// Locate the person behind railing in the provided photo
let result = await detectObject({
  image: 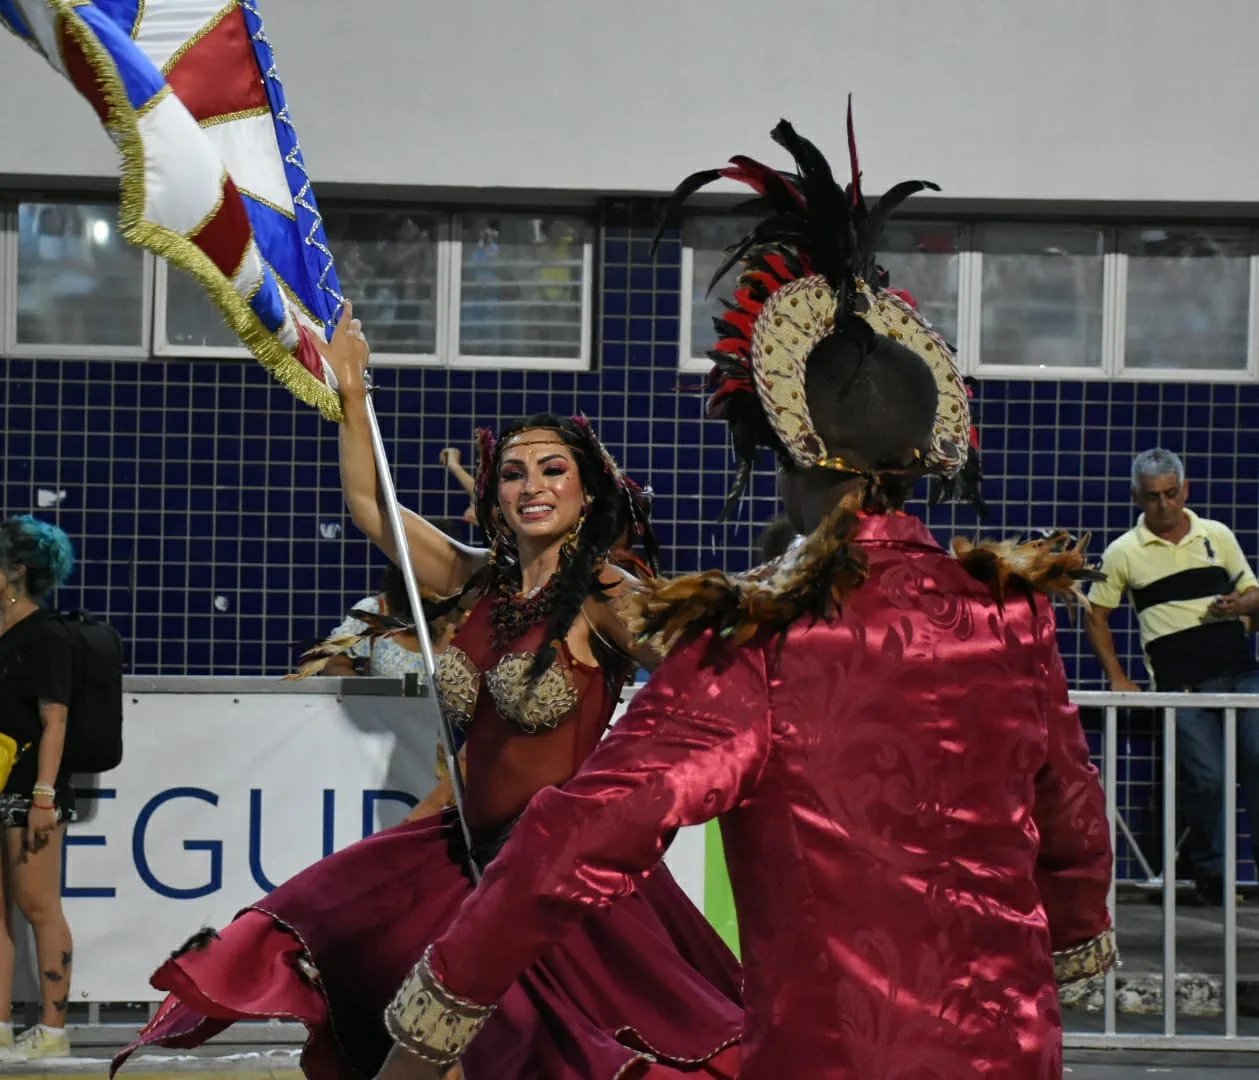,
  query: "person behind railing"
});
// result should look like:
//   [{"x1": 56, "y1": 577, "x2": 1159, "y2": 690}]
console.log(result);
[
  {"x1": 298, "y1": 547, "x2": 469, "y2": 680},
  {"x1": 1085, "y1": 447, "x2": 1259, "y2": 904},
  {"x1": 534, "y1": 219, "x2": 579, "y2": 353},
  {"x1": 440, "y1": 448, "x2": 479, "y2": 526},
  {"x1": 463, "y1": 219, "x2": 503, "y2": 348},
  {"x1": 0, "y1": 516, "x2": 78, "y2": 1062}
]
